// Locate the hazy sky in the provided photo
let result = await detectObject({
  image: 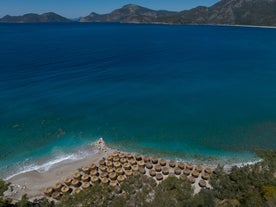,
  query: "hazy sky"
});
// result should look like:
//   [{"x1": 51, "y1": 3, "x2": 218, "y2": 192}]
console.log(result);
[{"x1": 0, "y1": 0, "x2": 219, "y2": 18}]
